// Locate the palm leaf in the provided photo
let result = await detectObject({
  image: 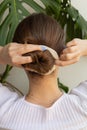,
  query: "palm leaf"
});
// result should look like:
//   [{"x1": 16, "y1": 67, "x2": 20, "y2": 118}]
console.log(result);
[
  {"x1": 44, "y1": 0, "x2": 87, "y2": 41},
  {"x1": 67, "y1": 6, "x2": 87, "y2": 38},
  {"x1": 0, "y1": 0, "x2": 44, "y2": 46}
]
